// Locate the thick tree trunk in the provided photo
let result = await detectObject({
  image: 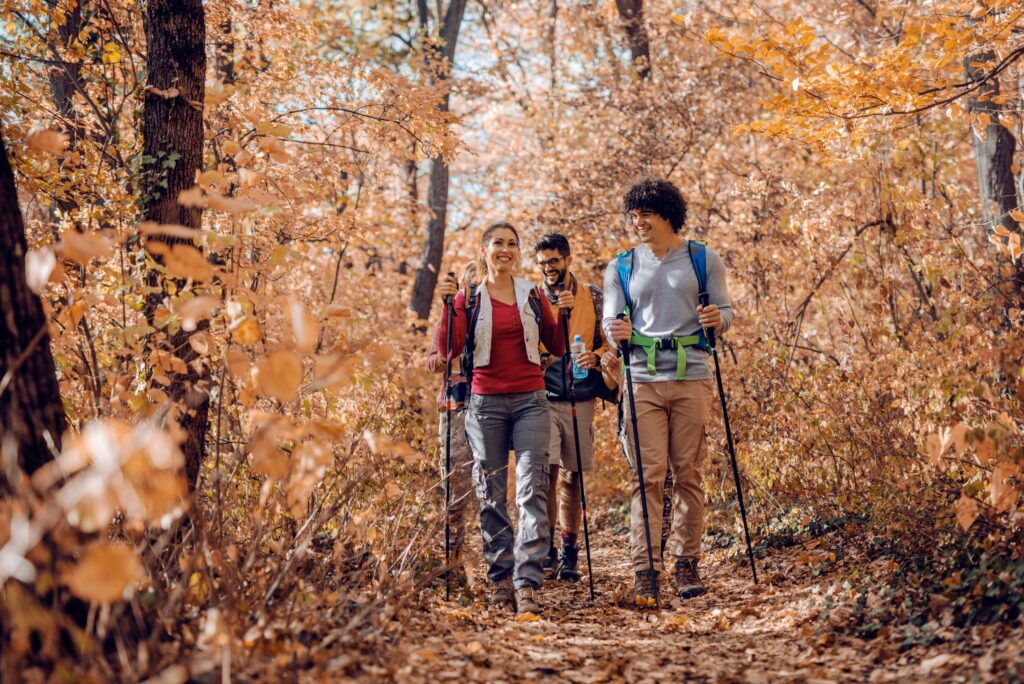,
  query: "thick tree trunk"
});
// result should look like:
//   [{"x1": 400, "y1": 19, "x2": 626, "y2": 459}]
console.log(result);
[
  {"x1": 0, "y1": 128, "x2": 67, "y2": 479},
  {"x1": 142, "y1": 0, "x2": 209, "y2": 490},
  {"x1": 614, "y1": 0, "x2": 651, "y2": 80},
  {"x1": 409, "y1": 0, "x2": 468, "y2": 320},
  {"x1": 965, "y1": 49, "x2": 1024, "y2": 300}
]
